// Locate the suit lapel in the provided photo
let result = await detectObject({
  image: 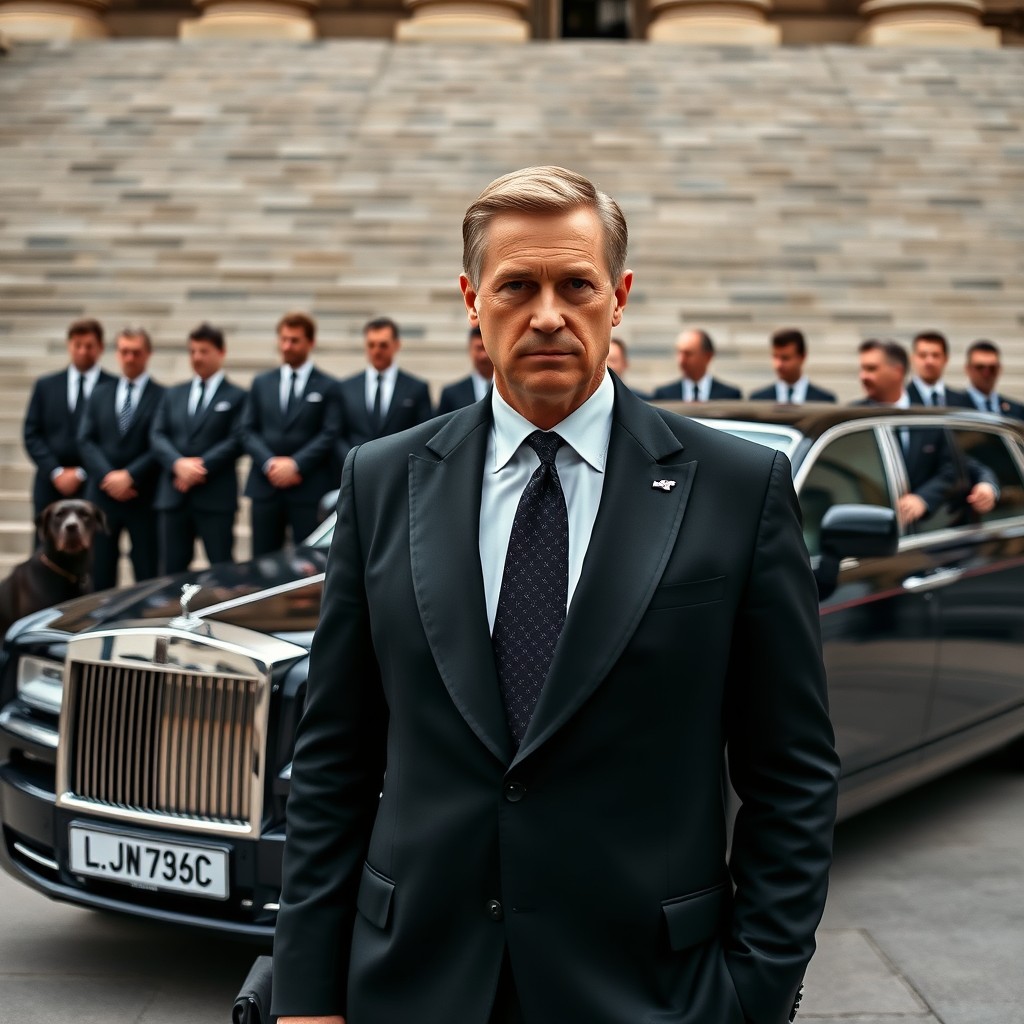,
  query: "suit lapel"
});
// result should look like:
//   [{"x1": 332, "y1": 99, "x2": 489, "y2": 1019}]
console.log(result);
[
  {"x1": 409, "y1": 401, "x2": 513, "y2": 765},
  {"x1": 188, "y1": 378, "x2": 221, "y2": 437},
  {"x1": 514, "y1": 384, "x2": 696, "y2": 765}
]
